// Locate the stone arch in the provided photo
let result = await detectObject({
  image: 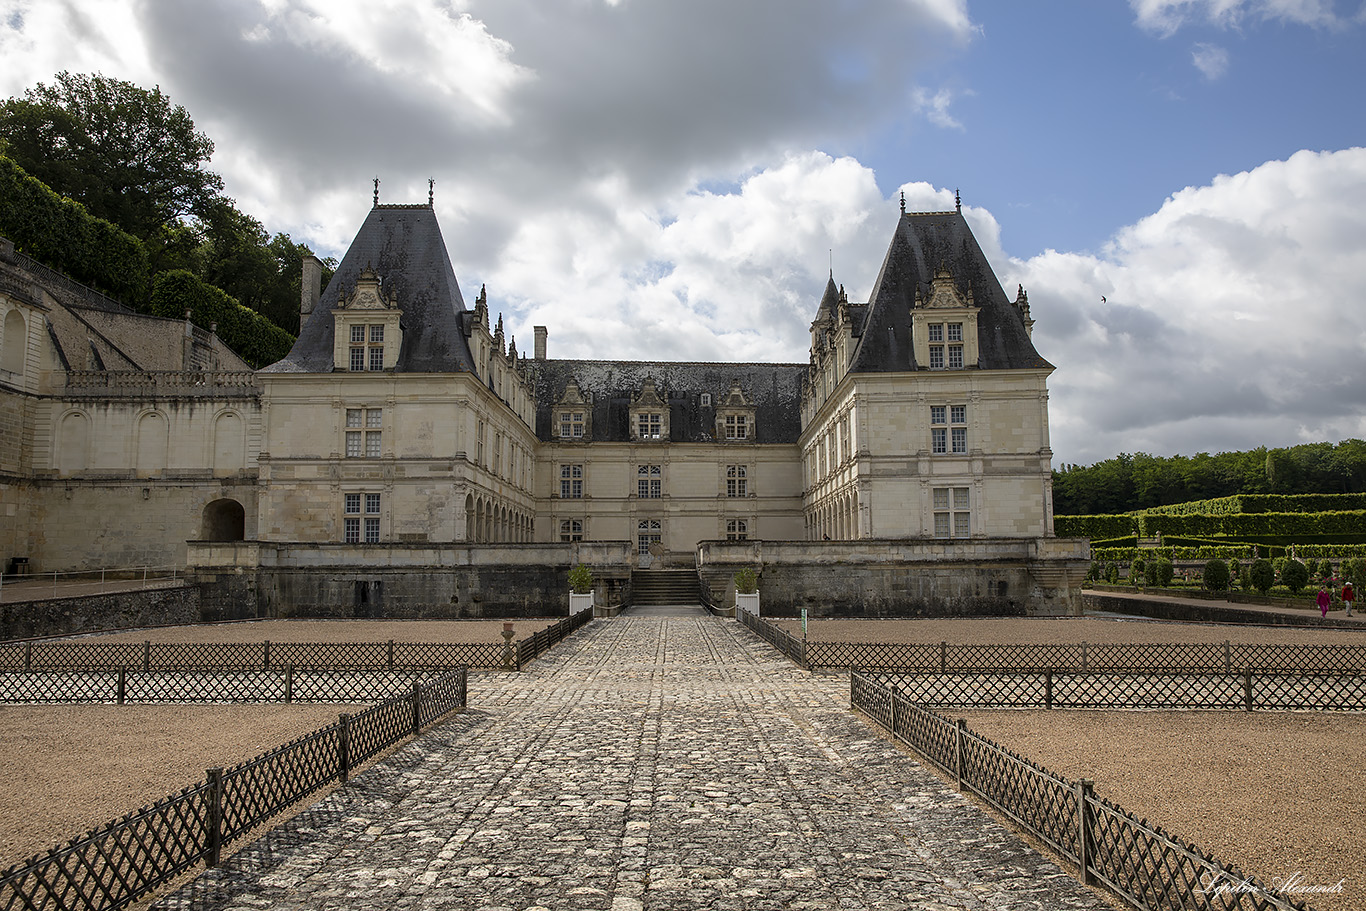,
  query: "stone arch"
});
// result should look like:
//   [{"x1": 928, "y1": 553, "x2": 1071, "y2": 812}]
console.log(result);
[
  {"x1": 202, "y1": 498, "x2": 246, "y2": 542},
  {"x1": 464, "y1": 494, "x2": 475, "y2": 541},
  {"x1": 2, "y1": 309, "x2": 25, "y2": 375},
  {"x1": 136, "y1": 410, "x2": 168, "y2": 476},
  {"x1": 57, "y1": 411, "x2": 90, "y2": 474}
]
